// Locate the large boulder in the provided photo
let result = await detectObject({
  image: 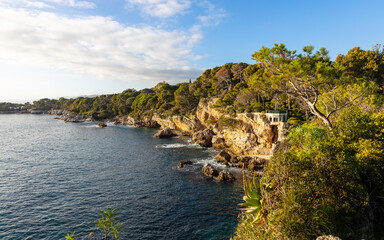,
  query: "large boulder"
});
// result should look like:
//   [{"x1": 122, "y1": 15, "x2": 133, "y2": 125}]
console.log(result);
[
  {"x1": 215, "y1": 150, "x2": 232, "y2": 163},
  {"x1": 247, "y1": 157, "x2": 267, "y2": 171},
  {"x1": 202, "y1": 163, "x2": 218, "y2": 177},
  {"x1": 143, "y1": 117, "x2": 160, "y2": 128},
  {"x1": 215, "y1": 170, "x2": 236, "y2": 182},
  {"x1": 192, "y1": 129, "x2": 214, "y2": 147},
  {"x1": 154, "y1": 128, "x2": 176, "y2": 138}
]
